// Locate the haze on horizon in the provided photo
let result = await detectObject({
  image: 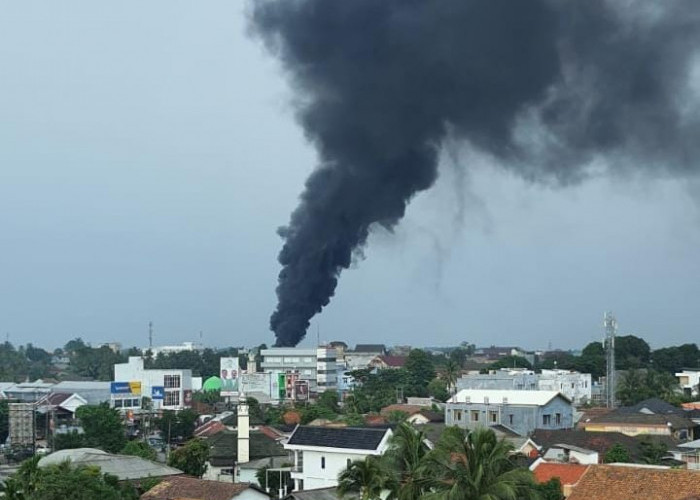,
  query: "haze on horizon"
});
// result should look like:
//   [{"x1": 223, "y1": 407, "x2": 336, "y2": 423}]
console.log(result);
[{"x1": 1, "y1": 1, "x2": 699, "y2": 352}]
